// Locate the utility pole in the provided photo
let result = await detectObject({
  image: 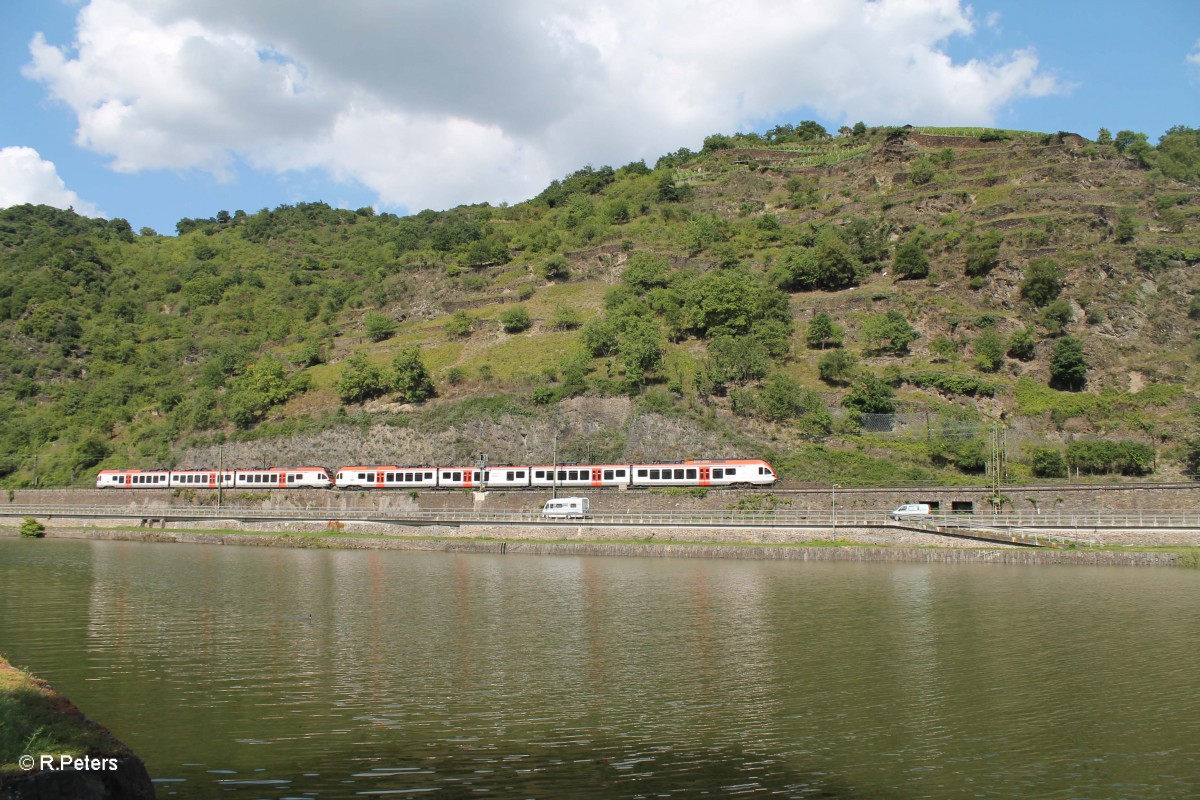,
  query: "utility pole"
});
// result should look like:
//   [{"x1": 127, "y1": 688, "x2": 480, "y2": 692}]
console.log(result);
[{"x1": 217, "y1": 444, "x2": 223, "y2": 509}]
